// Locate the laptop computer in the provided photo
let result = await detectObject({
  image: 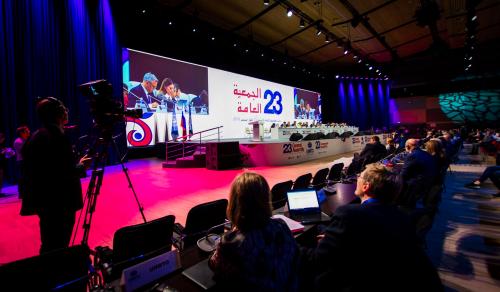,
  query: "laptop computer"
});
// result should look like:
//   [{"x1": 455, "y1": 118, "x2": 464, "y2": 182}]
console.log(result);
[{"x1": 286, "y1": 189, "x2": 331, "y2": 225}]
